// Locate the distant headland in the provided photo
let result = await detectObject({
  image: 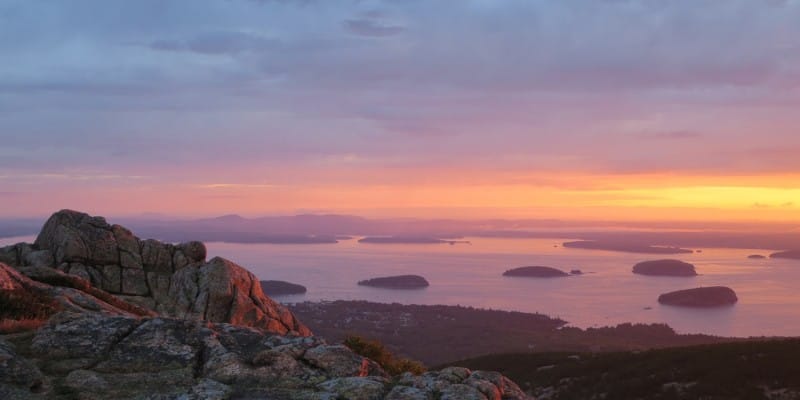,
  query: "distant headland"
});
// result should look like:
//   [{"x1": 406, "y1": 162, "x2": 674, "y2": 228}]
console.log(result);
[{"x1": 563, "y1": 241, "x2": 694, "y2": 254}]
